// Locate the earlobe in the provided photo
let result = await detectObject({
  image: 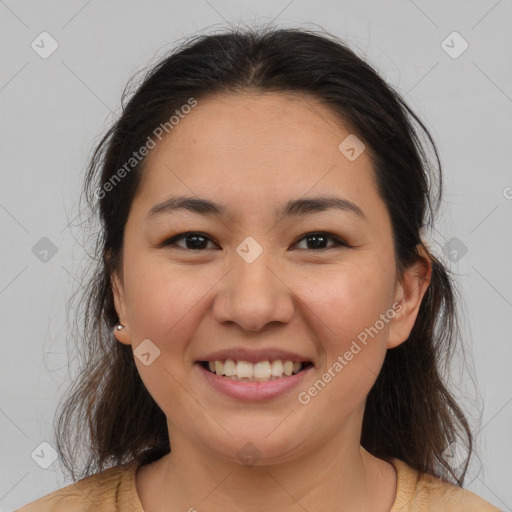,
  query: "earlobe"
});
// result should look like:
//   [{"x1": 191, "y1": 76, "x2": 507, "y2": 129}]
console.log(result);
[
  {"x1": 111, "y1": 271, "x2": 131, "y2": 346},
  {"x1": 387, "y1": 249, "x2": 432, "y2": 349},
  {"x1": 113, "y1": 323, "x2": 131, "y2": 345}
]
